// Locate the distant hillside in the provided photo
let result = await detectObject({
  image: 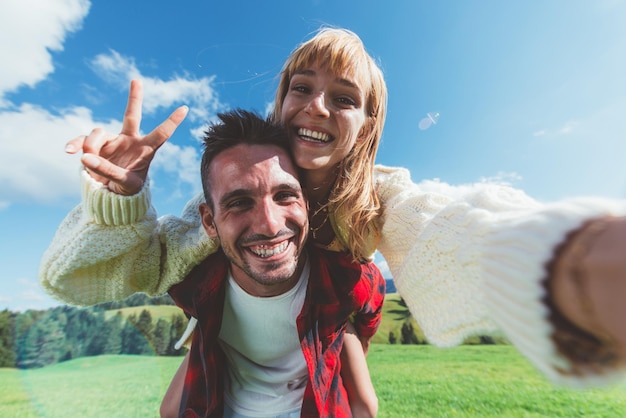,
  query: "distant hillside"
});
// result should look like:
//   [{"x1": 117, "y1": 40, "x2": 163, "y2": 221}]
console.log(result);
[
  {"x1": 385, "y1": 278, "x2": 396, "y2": 294},
  {"x1": 2, "y1": 279, "x2": 505, "y2": 370}
]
